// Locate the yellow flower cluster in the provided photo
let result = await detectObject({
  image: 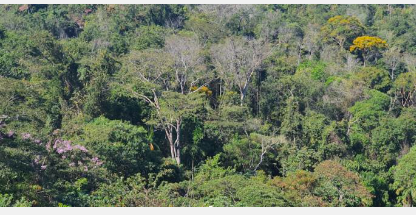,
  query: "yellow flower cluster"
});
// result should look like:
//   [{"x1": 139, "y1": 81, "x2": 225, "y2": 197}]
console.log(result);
[
  {"x1": 328, "y1": 15, "x2": 344, "y2": 24},
  {"x1": 191, "y1": 86, "x2": 213, "y2": 96},
  {"x1": 350, "y1": 36, "x2": 388, "y2": 52},
  {"x1": 327, "y1": 15, "x2": 360, "y2": 26}
]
